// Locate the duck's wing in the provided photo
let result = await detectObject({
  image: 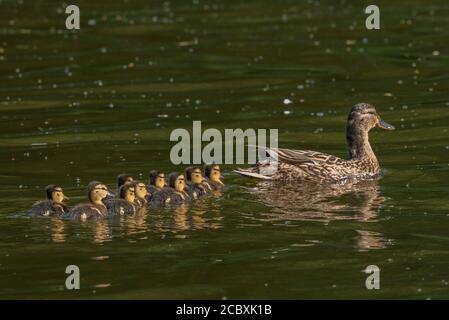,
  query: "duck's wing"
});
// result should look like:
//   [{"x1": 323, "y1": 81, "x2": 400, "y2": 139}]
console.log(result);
[
  {"x1": 248, "y1": 144, "x2": 336, "y2": 165},
  {"x1": 234, "y1": 146, "x2": 344, "y2": 180},
  {"x1": 263, "y1": 146, "x2": 342, "y2": 166}
]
